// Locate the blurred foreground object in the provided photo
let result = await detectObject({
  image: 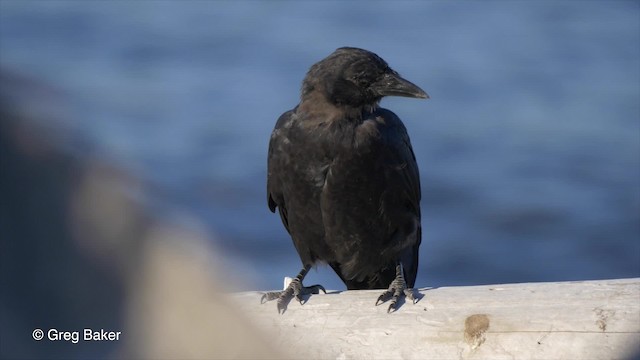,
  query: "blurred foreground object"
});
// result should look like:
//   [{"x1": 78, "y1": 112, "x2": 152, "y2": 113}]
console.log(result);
[{"x1": 0, "y1": 70, "x2": 280, "y2": 359}]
